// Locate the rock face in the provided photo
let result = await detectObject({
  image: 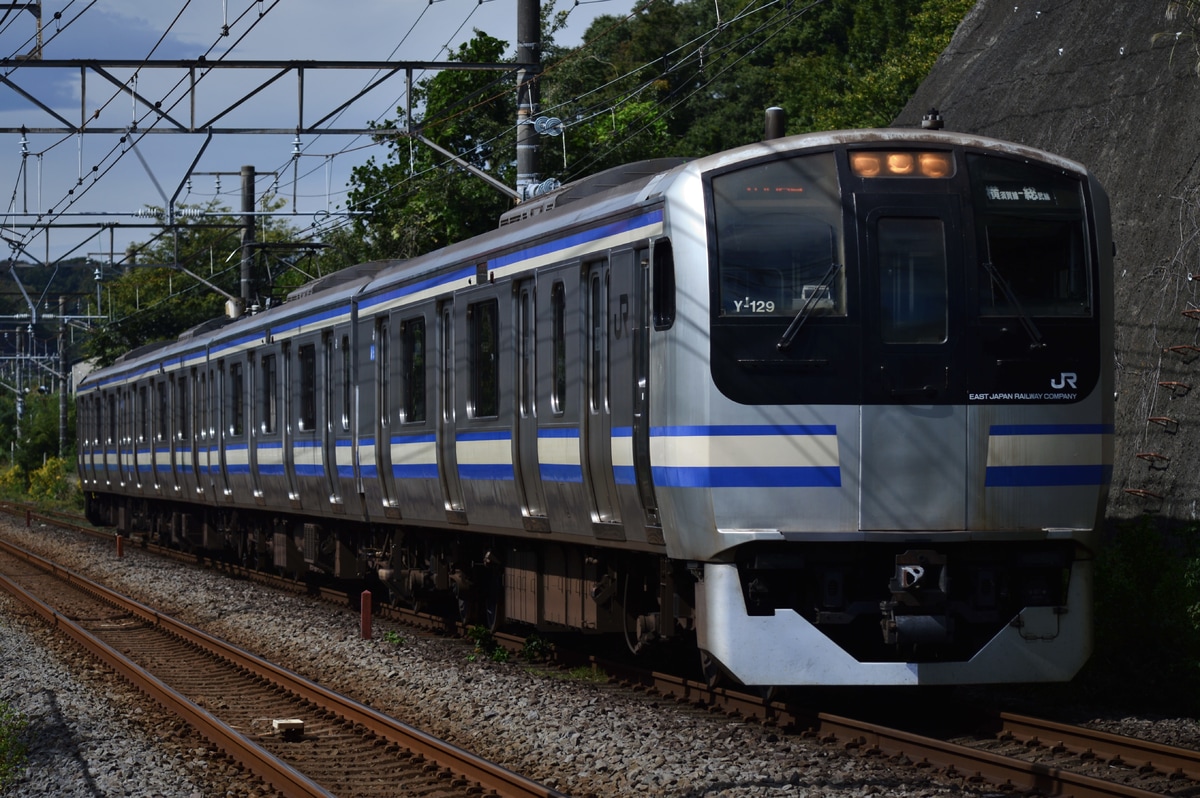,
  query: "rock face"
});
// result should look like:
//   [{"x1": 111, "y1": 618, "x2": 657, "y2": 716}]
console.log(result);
[{"x1": 896, "y1": 0, "x2": 1200, "y2": 522}]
